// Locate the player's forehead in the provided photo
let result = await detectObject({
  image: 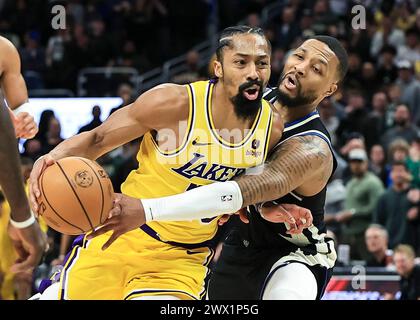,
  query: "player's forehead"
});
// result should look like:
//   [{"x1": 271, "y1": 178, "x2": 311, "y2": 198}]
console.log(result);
[
  {"x1": 295, "y1": 39, "x2": 337, "y2": 65},
  {"x1": 225, "y1": 33, "x2": 270, "y2": 58}
]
